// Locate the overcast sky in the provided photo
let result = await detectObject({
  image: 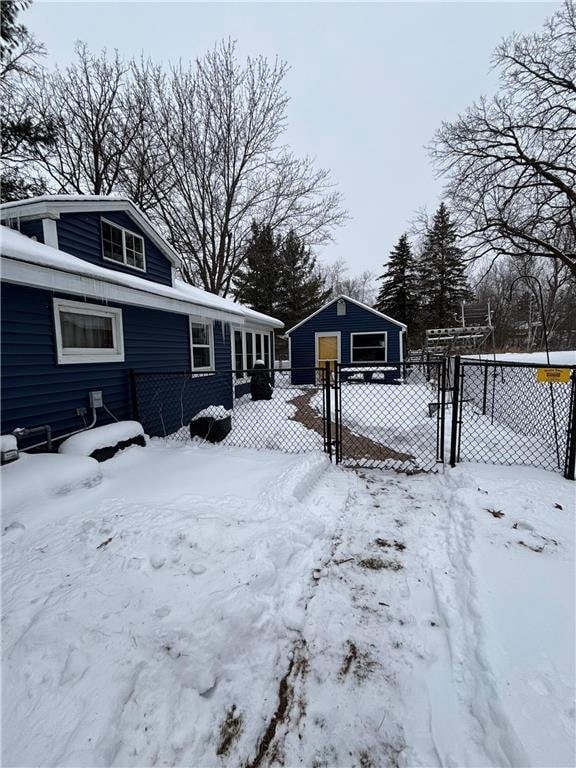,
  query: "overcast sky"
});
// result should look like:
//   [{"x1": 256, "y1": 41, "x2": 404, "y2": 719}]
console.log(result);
[{"x1": 25, "y1": 1, "x2": 558, "y2": 275}]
